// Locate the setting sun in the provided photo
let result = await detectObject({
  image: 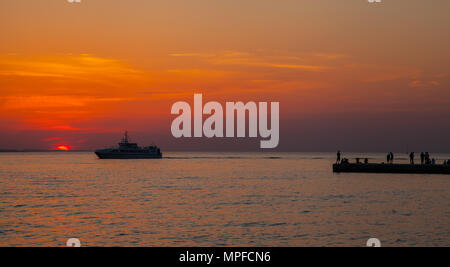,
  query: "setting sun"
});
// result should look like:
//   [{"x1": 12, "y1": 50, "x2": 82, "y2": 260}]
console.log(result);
[{"x1": 56, "y1": 145, "x2": 70, "y2": 151}]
